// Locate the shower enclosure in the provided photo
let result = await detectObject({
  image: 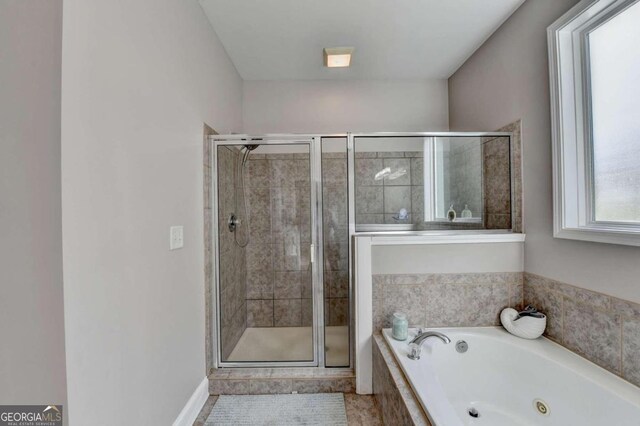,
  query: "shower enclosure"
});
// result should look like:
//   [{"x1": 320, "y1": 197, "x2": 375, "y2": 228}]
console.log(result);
[{"x1": 209, "y1": 132, "x2": 514, "y2": 368}]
